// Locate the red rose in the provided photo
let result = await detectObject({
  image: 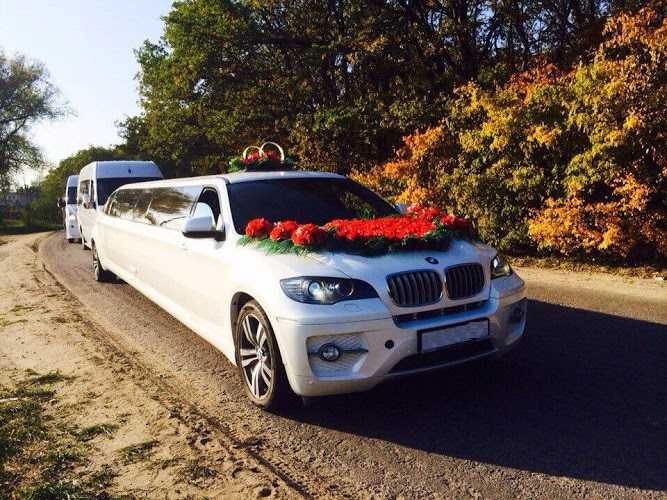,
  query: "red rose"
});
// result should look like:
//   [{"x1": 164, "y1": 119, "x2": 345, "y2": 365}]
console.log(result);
[
  {"x1": 292, "y1": 224, "x2": 327, "y2": 247},
  {"x1": 245, "y1": 218, "x2": 273, "y2": 238},
  {"x1": 242, "y1": 150, "x2": 262, "y2": 165},
  {"x1": 454, "y1": 217, "x2": 469, "y2": 230},
  {"x1": 270, "y1": 220, "x2": 299, "y2": 241},
  {"x1": 439, "y1": 214, "x2": 456, "y2": 227}
]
